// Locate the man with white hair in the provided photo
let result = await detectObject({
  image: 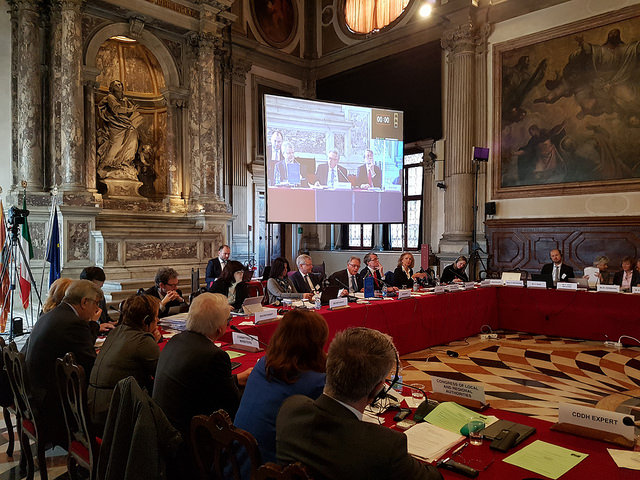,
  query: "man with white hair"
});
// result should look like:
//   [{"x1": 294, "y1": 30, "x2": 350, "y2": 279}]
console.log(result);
[
  {"x1": 26, "y1": 279, "x2": 103, "y2": 447},
  {"x1": 290, "y1": 254, "x2": 322, "y2": 294},
  {"x1": 153, "y1": 293, "x2": 252, "y2": 435}
]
